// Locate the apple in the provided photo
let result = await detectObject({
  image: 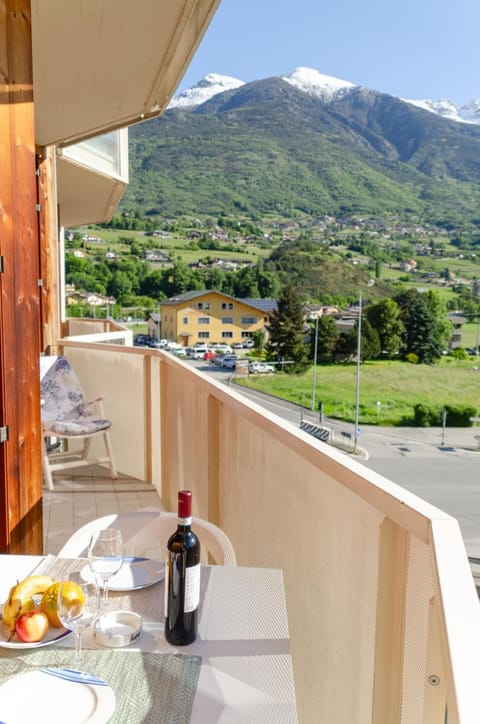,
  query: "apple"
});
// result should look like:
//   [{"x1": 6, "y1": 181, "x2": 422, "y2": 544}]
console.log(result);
[{"x1": 15, "y1": 610, "x2": 49, "y2": 643}]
